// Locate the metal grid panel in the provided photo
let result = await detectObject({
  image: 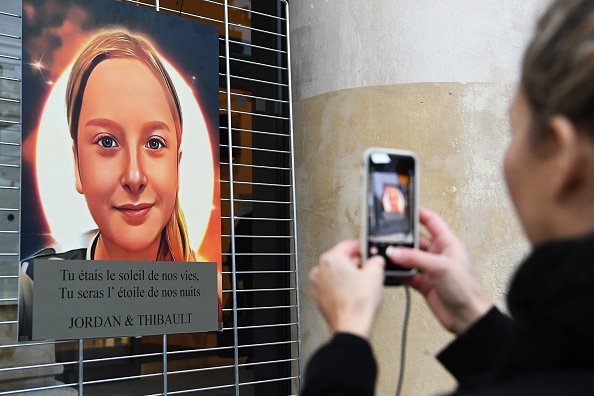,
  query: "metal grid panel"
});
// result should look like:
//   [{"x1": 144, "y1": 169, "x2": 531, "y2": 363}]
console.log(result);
[{"x1": 0, "y1": 0, "x2": 300, "y2": 394}]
